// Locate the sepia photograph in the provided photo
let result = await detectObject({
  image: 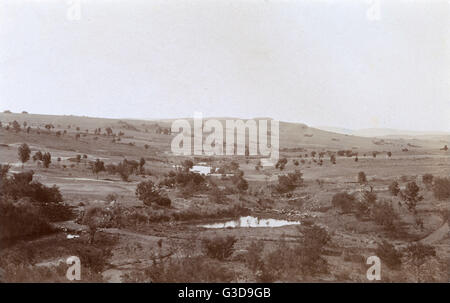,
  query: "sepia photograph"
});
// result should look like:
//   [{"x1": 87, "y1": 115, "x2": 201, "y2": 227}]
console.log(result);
[{"x1": 0, "y1": 0, "x2": 449, "y2": 289}]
